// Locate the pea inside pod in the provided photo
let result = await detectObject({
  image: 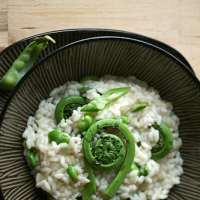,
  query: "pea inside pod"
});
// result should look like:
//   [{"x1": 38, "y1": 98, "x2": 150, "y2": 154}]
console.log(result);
[{"x1": 0, "y1": 35, "x2": 55, "y2": 90}]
